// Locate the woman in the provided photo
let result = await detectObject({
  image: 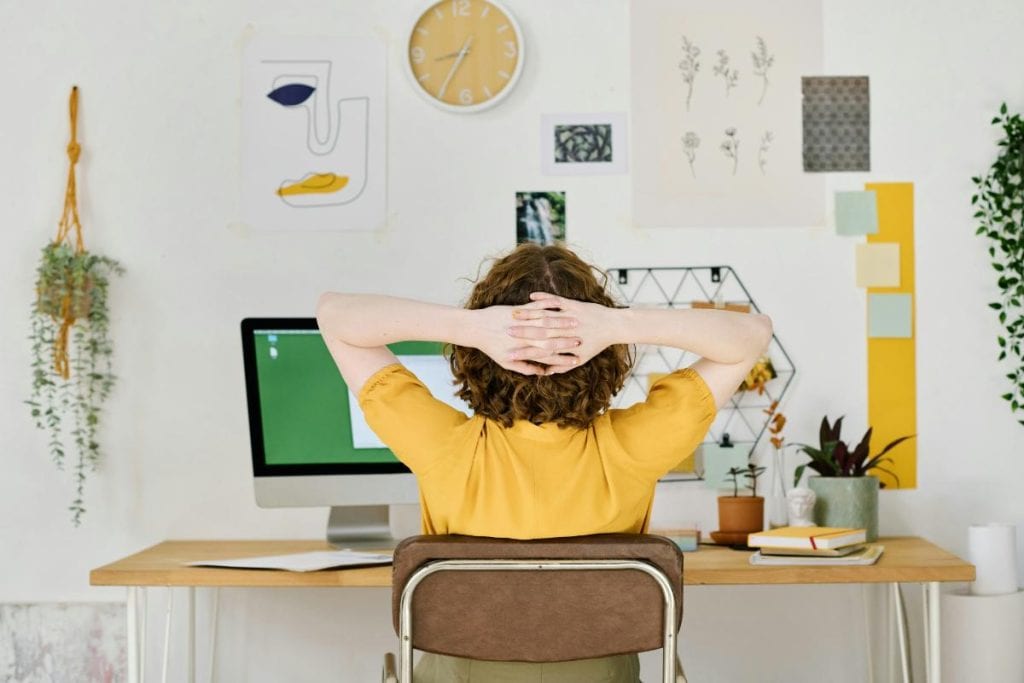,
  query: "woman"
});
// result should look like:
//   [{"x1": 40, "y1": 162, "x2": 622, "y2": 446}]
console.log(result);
[{"x1": 316, "y1": 243, "x2": 772, "y2": 682}]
